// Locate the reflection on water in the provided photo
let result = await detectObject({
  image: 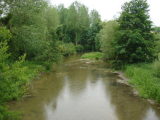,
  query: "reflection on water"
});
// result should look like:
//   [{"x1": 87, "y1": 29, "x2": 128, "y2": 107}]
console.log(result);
[{"x1": 10, "y1": 56, "x2": 160, "y2": 120}]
